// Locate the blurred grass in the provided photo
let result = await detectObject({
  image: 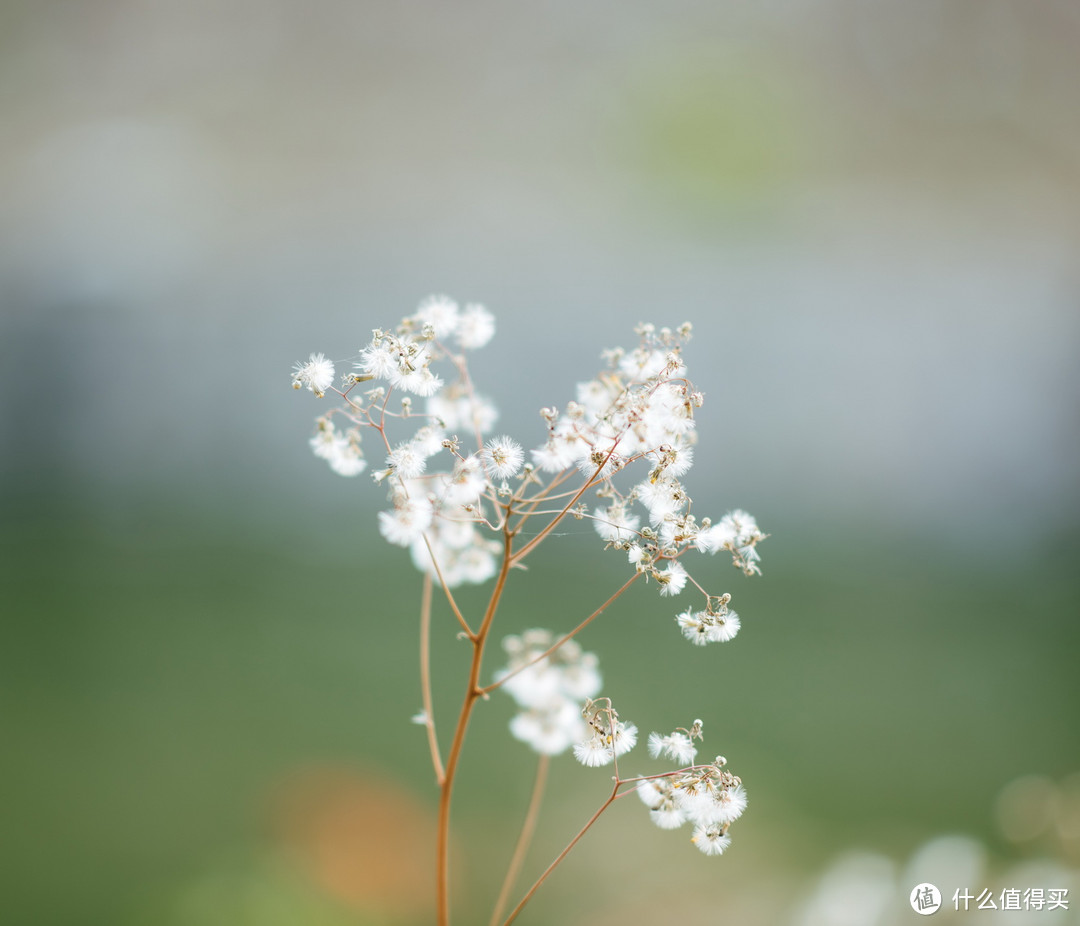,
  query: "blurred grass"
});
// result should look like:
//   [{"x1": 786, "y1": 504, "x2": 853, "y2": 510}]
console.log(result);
[{"x1": 2, "y1": 497, "x2": 1077, "y2": 925}]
